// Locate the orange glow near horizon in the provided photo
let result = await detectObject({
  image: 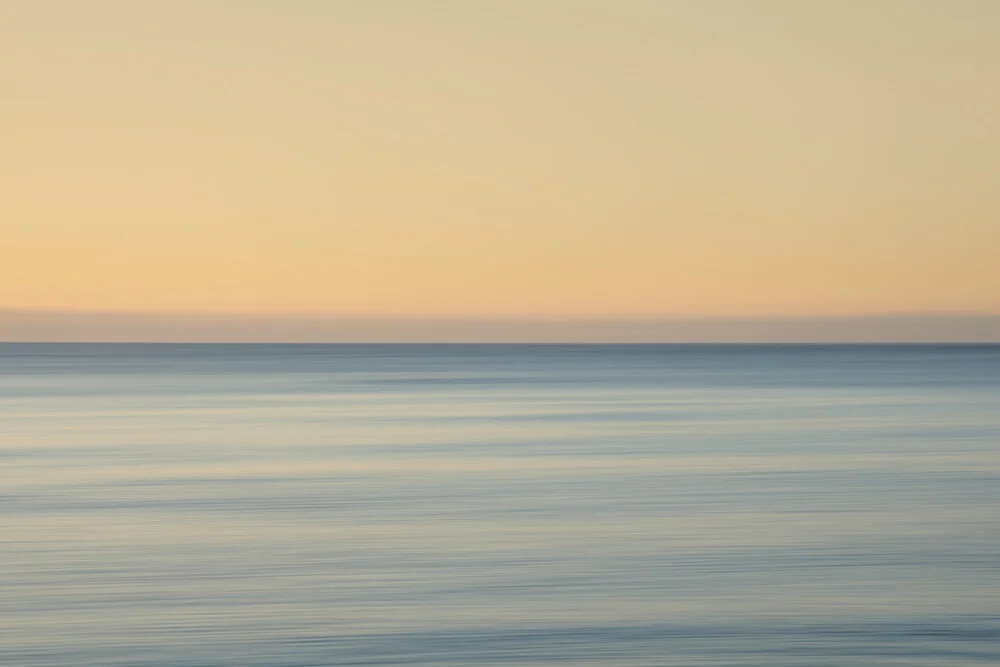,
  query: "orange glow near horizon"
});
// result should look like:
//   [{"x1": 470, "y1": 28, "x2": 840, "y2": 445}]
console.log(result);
[{"x1": 3, "y1": 1, "x2": 999, "y2": 320}]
